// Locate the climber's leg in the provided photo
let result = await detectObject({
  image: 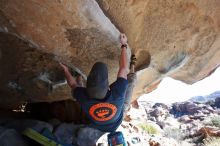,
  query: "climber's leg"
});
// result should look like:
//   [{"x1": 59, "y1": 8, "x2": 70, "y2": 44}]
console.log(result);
[
  {"x1": 123, "y1": 72, "x2": 137, "y2": 115},
  {"x1": 123, "y1": 54, "x2": 137, "y2": 116}
]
